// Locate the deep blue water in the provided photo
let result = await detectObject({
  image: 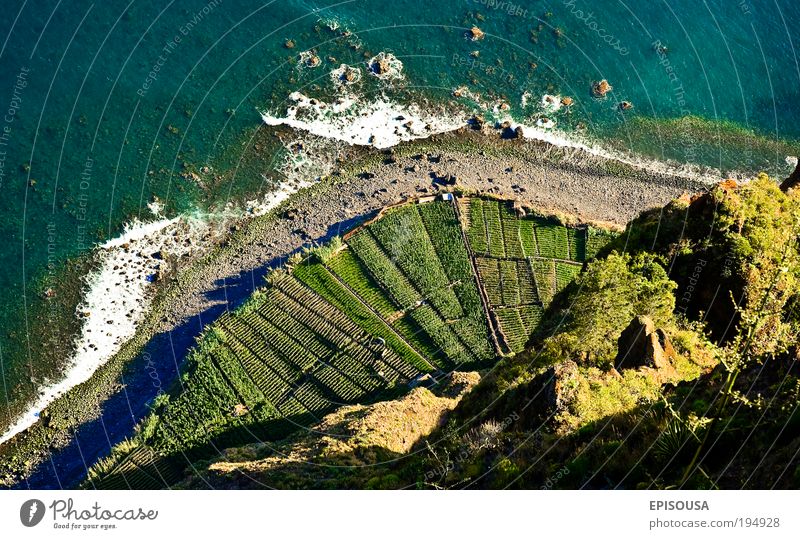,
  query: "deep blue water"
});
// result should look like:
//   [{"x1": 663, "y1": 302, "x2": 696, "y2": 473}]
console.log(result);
[{"x1": 1, "y1": 0, "x2": 799, "y2": 487}]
